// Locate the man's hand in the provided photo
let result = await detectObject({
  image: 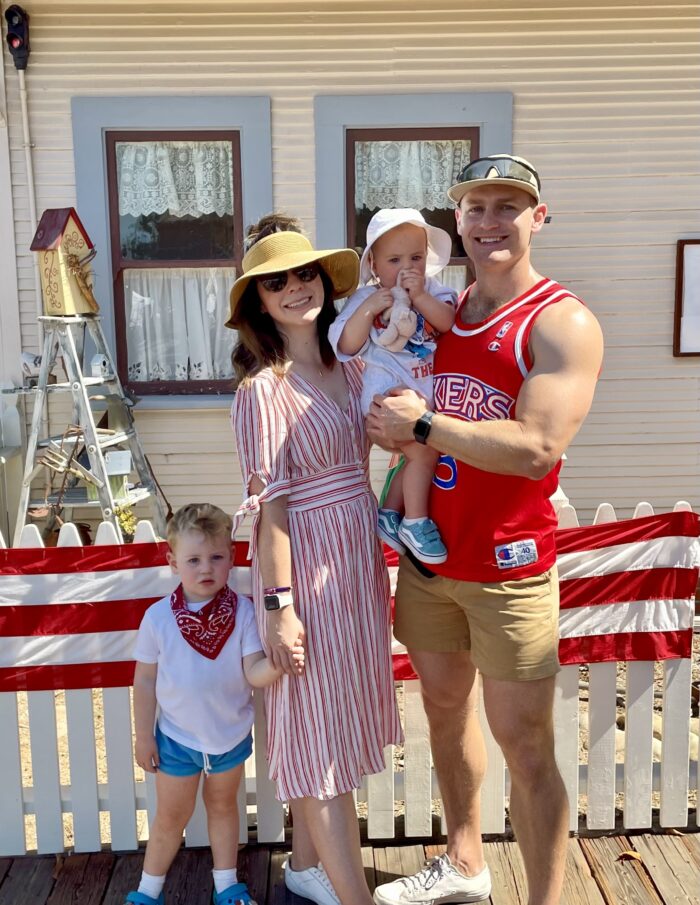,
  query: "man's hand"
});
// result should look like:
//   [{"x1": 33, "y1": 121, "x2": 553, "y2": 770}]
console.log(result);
[
  {"x1": 267, "y1": 607, "x2": 306, "y2": 675},
  {"x1": 367, "y1": 388, "x2": 429, "y2": 449},
  {"x1": 135, "y1": 733, "x2": 159, "y2": 774}
]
